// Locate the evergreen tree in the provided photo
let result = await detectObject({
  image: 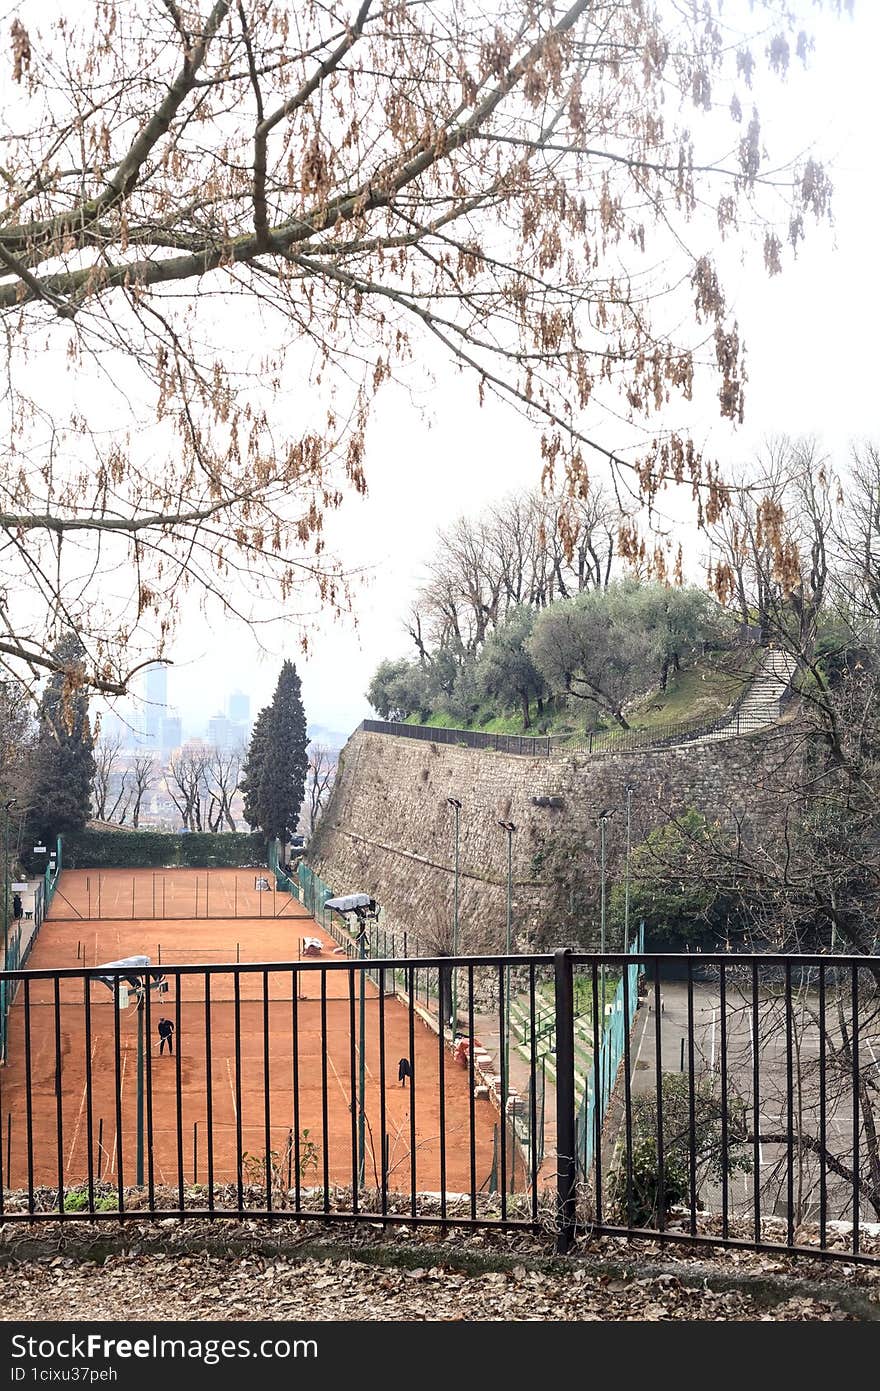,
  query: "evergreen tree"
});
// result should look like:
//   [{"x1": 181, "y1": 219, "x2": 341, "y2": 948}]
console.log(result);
[
  {"x1": 245, "y1": 662, "x2": 309, "y2": 842},
  {"x1": 28, "y1": 637, "x2": 96, "y2": 844},
  {"x1": 240, "y1": 705, "x2": 271, "y2": 831}
]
